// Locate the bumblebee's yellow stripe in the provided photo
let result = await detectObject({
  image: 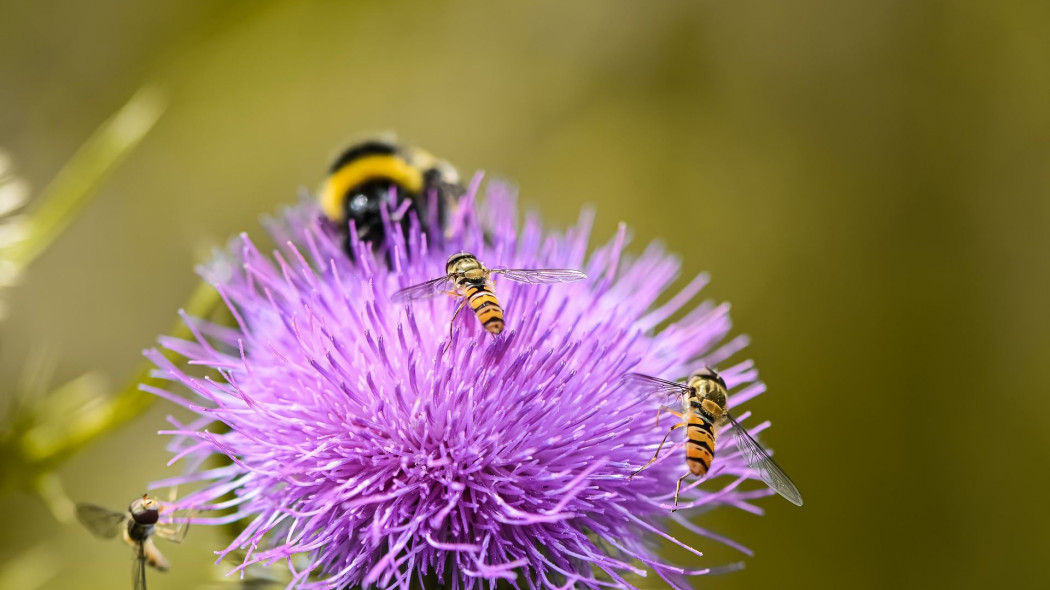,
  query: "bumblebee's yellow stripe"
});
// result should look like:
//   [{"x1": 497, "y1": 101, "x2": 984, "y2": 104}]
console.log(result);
[{"x1": 320, "y1": 155, "x2": 425, "y2": 222}]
